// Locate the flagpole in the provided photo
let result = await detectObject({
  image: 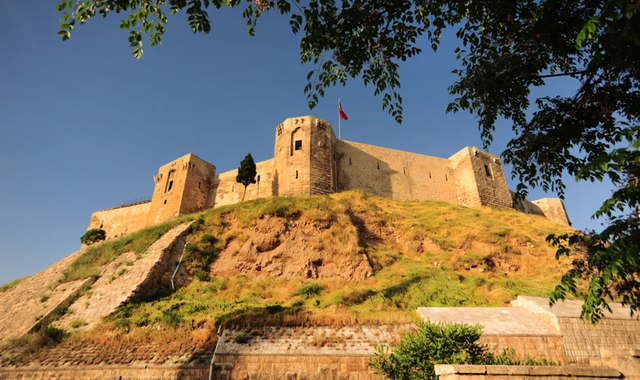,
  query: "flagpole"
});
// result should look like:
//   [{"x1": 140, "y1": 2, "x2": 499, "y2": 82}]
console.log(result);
[{"x1": 338, "y1": 98, "x2": 341, "y2": 140}]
